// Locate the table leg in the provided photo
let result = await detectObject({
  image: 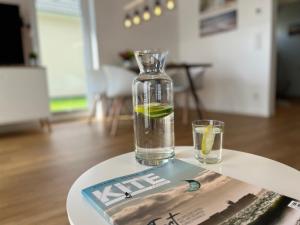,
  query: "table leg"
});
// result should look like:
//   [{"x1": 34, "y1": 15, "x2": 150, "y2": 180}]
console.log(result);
[{"x1": 185, "y1": 66, "x2": 203, "y2": 119}]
